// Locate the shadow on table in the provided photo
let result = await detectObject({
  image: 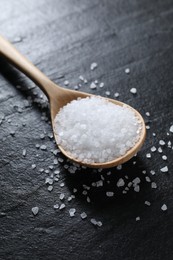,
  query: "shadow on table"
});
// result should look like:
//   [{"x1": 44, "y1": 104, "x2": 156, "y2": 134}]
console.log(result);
[{"x1": 0, "y1": 57, "x2": 50, "y2": 116}]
